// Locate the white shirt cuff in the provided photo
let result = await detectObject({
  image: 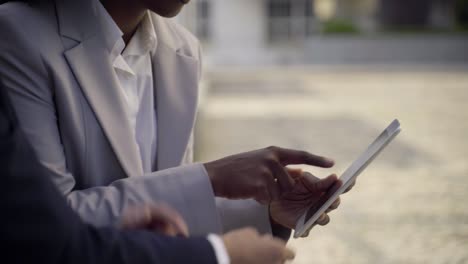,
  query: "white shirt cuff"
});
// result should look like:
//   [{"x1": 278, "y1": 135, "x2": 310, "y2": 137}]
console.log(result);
[{"x1": 207, "y1": 234, "x2": 230, "y2": 264}]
